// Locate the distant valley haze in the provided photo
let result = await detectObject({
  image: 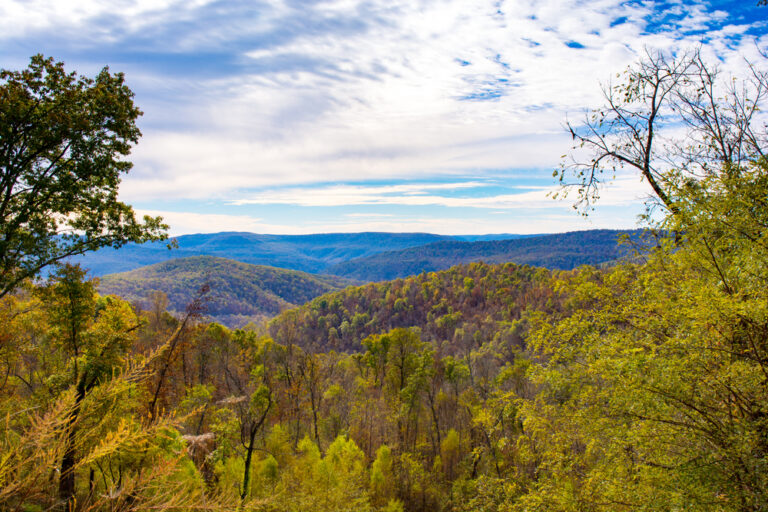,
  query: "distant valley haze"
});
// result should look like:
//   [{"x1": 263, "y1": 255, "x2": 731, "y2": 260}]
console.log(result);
[{"x1": 73, "y1": 231, "x2": 538, "y2": 276}]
